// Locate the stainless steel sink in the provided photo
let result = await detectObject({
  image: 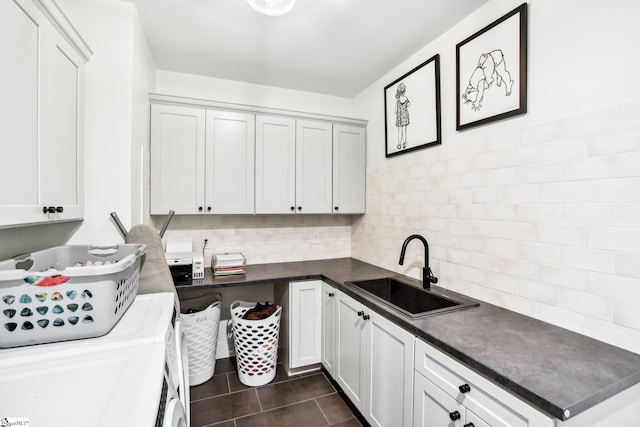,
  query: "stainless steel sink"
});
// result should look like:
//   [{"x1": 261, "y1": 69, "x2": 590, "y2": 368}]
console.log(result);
[{"x1": 347, "y1": 277, "x2": 479, "y2": 318}]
